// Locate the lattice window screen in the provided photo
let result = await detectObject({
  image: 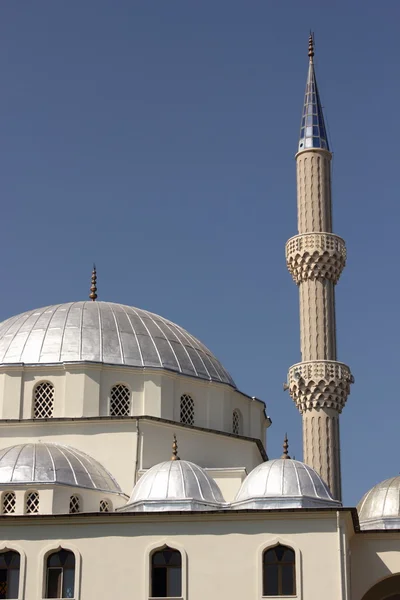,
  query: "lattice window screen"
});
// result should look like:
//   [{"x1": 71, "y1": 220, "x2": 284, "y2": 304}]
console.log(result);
[
  {"x1": 99, "y1": 499, "x2": 110, "y2": 513},
  {"x1": 110, "y1": 384, "x2": 131, "y2": 416},
  {"x1": 2, "y1": 492, "x2": 16, "y2": 514},
  {"x1": 232, "y1": 410, "x2": 241, "y2": 435},
  {"x1": 180, "y1": 394, "x2": 194, "y2": 425},
  {"x1": 69, "y1": 495, "x2": 80, "y2": 514},
  {"x1": 33, "y1": 382, "x2": 54, "y2": 419},
  {"x1": 26, "y1": 492, "x2": 39, "y2": 514}
]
